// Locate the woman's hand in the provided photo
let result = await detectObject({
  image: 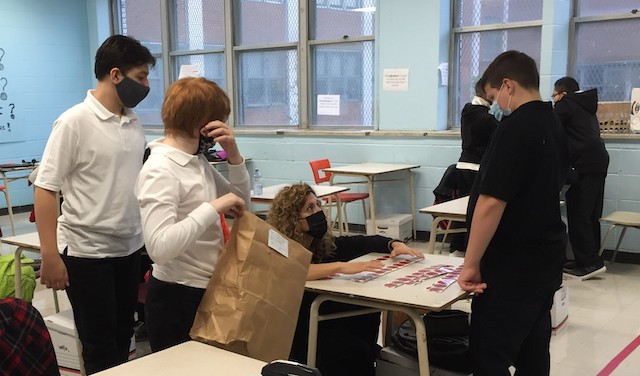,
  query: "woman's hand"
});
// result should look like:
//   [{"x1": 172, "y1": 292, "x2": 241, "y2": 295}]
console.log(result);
[
  {"x1": 210, "y1": 192, "x2": 245, "y2": 218},
  {"x1": 390, "y1": 242, "x2": 424, "y2": 259},
  {"x1": 339, "y1": 260, "x2": 384, "y2": 275}
]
